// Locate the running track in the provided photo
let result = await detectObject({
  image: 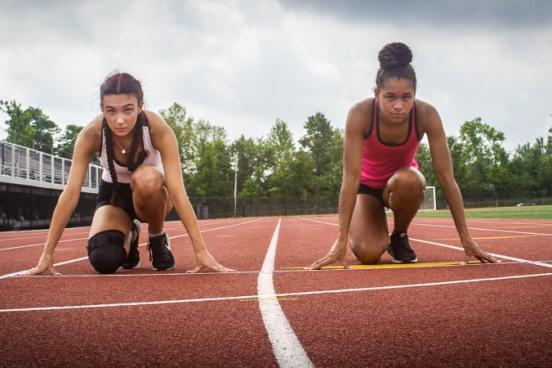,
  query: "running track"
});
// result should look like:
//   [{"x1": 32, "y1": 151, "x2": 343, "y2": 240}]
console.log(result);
[{"x1": 1, "y1": 216, "x2": 551, "y2": 367}]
